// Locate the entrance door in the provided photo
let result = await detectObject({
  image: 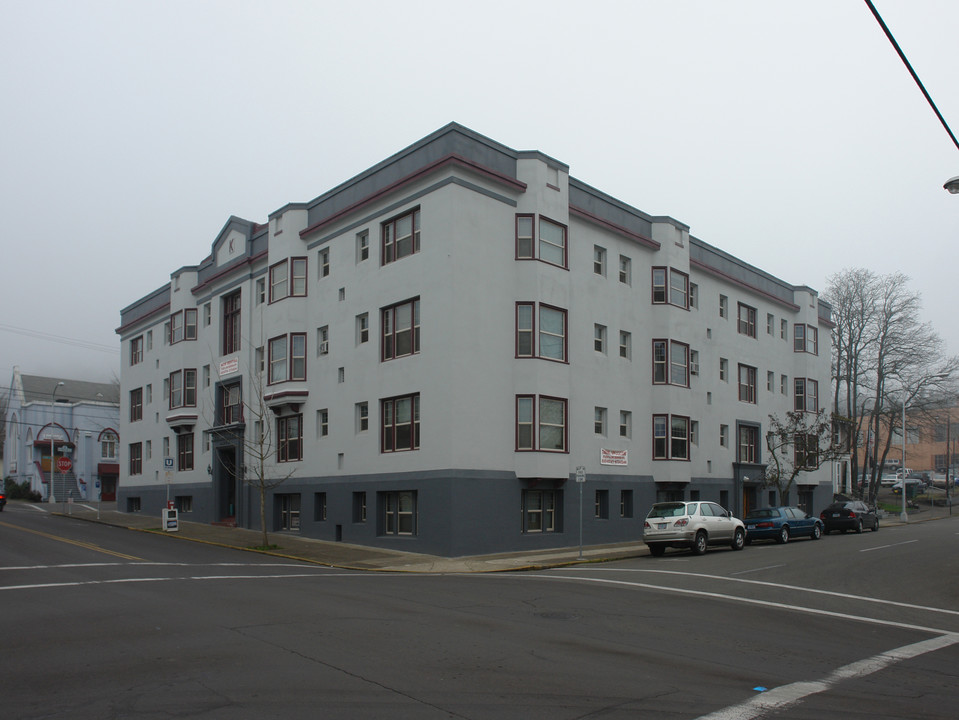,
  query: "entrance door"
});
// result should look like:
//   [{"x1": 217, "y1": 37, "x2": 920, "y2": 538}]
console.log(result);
[{"x1": 217, "y1": 447, "x2": 237, "y2": 520}]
